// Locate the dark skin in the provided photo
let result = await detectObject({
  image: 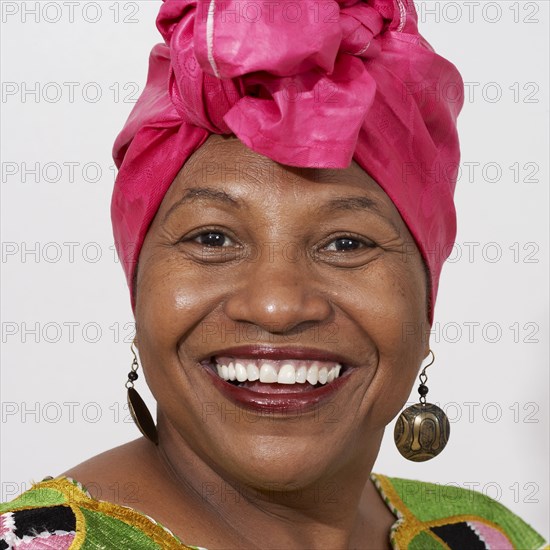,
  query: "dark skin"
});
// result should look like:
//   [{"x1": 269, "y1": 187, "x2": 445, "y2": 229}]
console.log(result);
[{"x1": 65, "y1": 135, "x2": 431, "y2": 549}]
